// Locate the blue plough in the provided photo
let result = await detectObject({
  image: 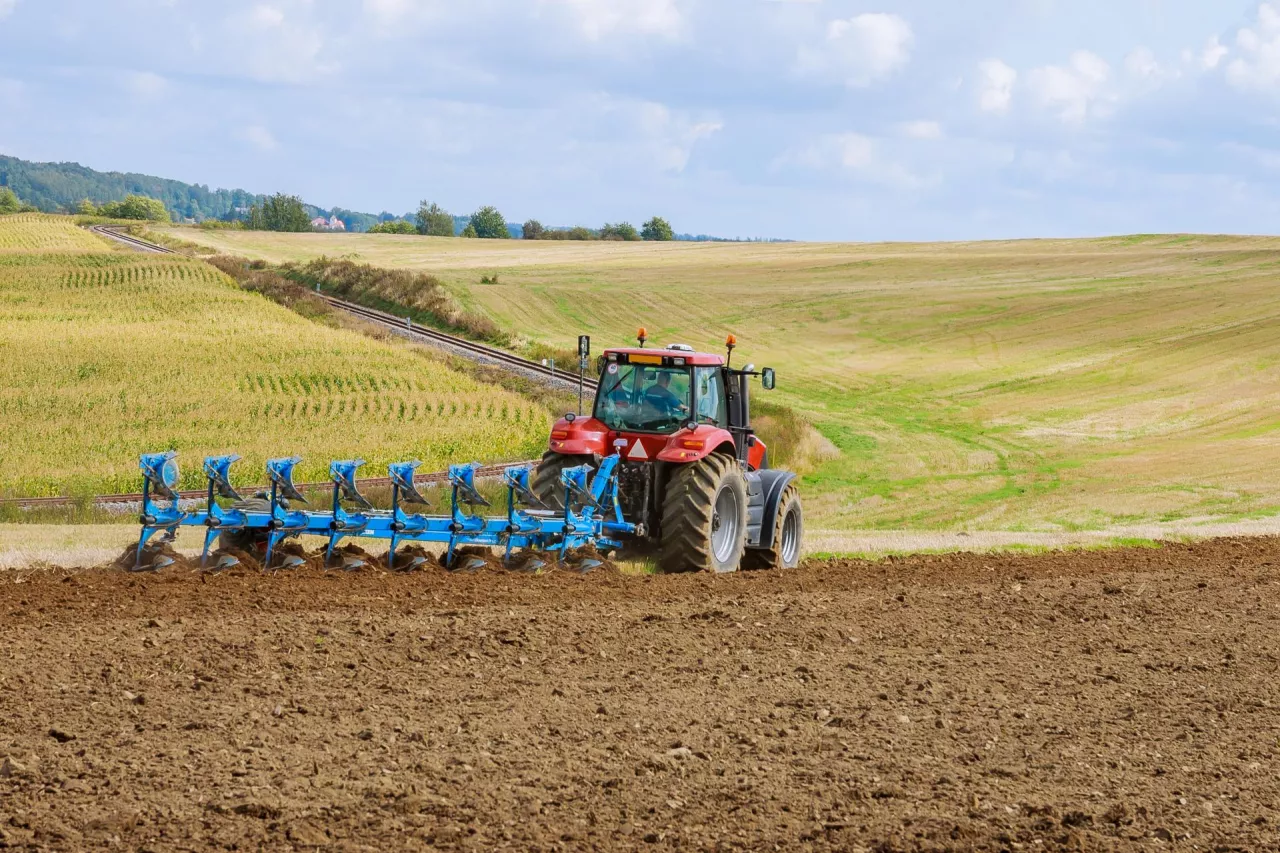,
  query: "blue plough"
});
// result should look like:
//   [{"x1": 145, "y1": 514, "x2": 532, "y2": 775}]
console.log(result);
[{"x1": 132, "y1": 451, "x2": 636, "y2": 573}]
